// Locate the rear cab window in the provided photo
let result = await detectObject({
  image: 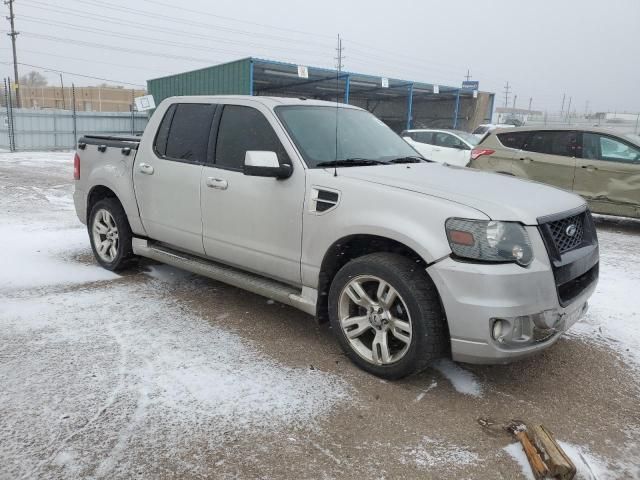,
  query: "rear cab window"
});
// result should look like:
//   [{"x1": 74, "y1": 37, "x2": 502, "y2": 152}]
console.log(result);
[{"x1": 154, "y1": 103, "x2": 217, "y2": 164}]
